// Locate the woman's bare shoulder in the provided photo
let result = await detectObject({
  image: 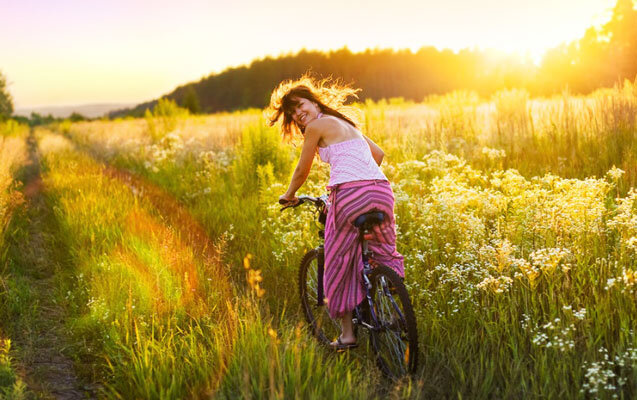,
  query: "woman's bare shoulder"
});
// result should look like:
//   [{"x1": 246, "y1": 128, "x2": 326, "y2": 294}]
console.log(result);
[{"x1": 307, "y1": 115, "x2": 341, "y2": 131}]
